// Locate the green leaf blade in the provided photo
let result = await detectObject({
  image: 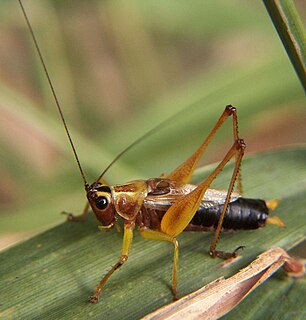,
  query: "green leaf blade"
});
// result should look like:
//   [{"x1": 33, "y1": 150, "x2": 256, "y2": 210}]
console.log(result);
[
  {"x1": 263, "y1": 0, "x2": 306, "y2": 90},
  {"x1": 1, "y1": 146, "x2": 305, "y2": 319}
]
